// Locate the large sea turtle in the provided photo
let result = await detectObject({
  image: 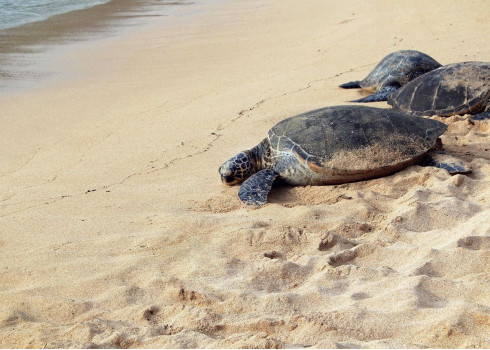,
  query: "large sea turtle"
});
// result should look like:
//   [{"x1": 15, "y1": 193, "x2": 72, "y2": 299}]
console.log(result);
[
  {"x1": 387, "y1": 61, "x2": 490, "y2": 120},
  {"x1": 219, "y1": 105, "x2": 469, "y2": 206},
  {"x1": 339, "y1": 50, "x2": 441, "y2": 103}
]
